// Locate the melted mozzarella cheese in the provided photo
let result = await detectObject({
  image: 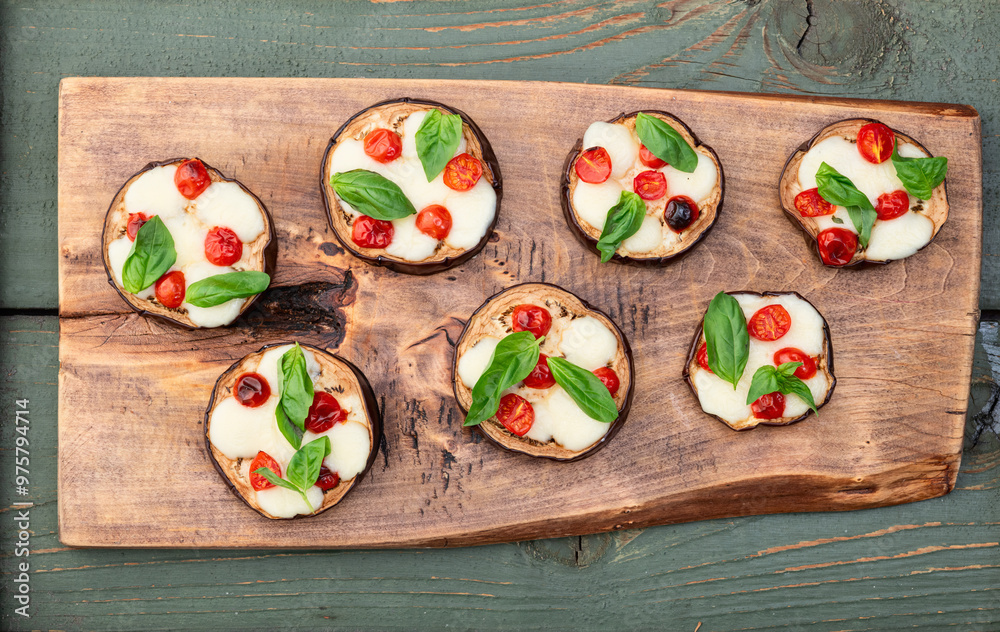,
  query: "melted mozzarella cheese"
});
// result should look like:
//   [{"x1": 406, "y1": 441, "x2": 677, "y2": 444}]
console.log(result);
[
  {"x1": 123, "y1": 165, "x2": 187, "y2": 219},
  {"x1": 621, "y1": 215, "x2": 664, "y2": 254},
  {"x1": 181, "y1": 261, "x2": 244, "y2": 328},
  {"x1": 208, "y1": 397, "x2": 297, "y2": 464},
  {"x1": 457, "y1": 337, "x2": 500, "y2": 388},
  {"x1": 192, "y1": 182, "x2": 266, "y2": 243},
  {"x1": 386, "y1": 214, "x2": 439, "y2": 261},
  {"x1": 662, "y1": 152, "x2": 718, "y2": 203},
  {"x1": 525, "y1": 386, "x2": 609, "y2": 451},
  {"x1": 559, "y1": 317, "x2": 617, "y2": 370},
  {"x1": 583, "y1": 122, "x2": 638, "y2": 179},
  {"x1": 255, "y1": 485, "x2": 325, "y2": 519},
  {"x1": 866, "y1": 210, "x2": 934, "y2": 261},
  {"x1": 443, "y1": 178, "x2": 497, "y2": 250},
  {"x1": 321, "y1": 421, "x2": 371, "y2": 480},
  {"x1": 572, "y1": 180, "x2": 624, "y2": 230},
  {"x1": 107, "y1": 237, "x2": 154, "y2": 300},
  {"x1": 162, "y1": 214, "x2": 209, "y2": 269}
]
